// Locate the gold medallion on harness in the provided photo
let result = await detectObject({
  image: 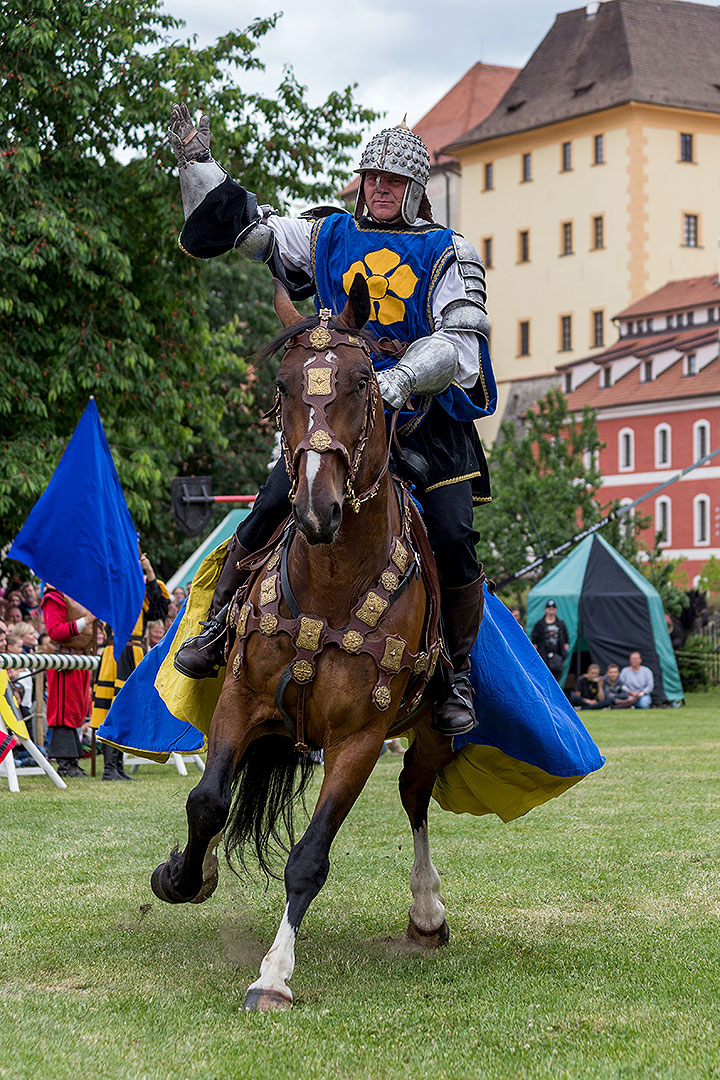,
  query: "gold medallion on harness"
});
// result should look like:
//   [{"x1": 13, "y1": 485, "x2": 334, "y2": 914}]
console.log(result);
[
  {"x1": 232, "y1": 655, "x2": 242, "y2": 679},
  {"x1": 259, "y1": 613, "x2": 278, "y2": 635},
  {"x1": 292, "y1": 659, "x2": 314, "y2": 683},
  {"x1": 260, "y1": 574, "x2": 278, "y2": 607},
  {"x1": 373, "y1": 685, "x2": 392, "y2": 710},
  {"x1": 265, "y1": 550, "x2": 281, "y2": 572},
  {"x1": 307, "y1": 366, "x2": 332, "y2": 395},
  {"x1": 309, "y1": 429, "x2": 333, "y2": 452},
  {"x1": 380, "y1": 570, "x2": 399, "y2": 592},
  {"x1": 380, "y1": 637, "x2": 405, "y2": 672},
  {"x1": 391, "y1": 540, "x2": 409, "y2": 573},
  {"x1": 428, "y1": 646, "x2": 439, "y2": 678},
  {"x1": 414, "y1": 652, "x2": 428, "y2": 674},
  {"x1": 356, "y1": 592, "x2": 388, "y2": 628},
  {"x1": 341, "y1": 630, "x2": 364, "y2": 653},
  {"x1": 308, "y1": 326, "x2": 332, "y2": 350},
  {"x1": 296, "y1": 617, "x2": 323, "y2": 651},
  {"x1": 237, "y1": 603, "x2": 251, "y2": 637}
]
